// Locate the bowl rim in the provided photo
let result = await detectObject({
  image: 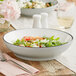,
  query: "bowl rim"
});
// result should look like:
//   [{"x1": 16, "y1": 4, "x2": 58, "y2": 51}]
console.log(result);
[
  {"x1": 21, "y1": 0, "x2": 58, "y2": 10},
  {"x1": 3, "y1": 28, "x2": 73, "y2": 49}
]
